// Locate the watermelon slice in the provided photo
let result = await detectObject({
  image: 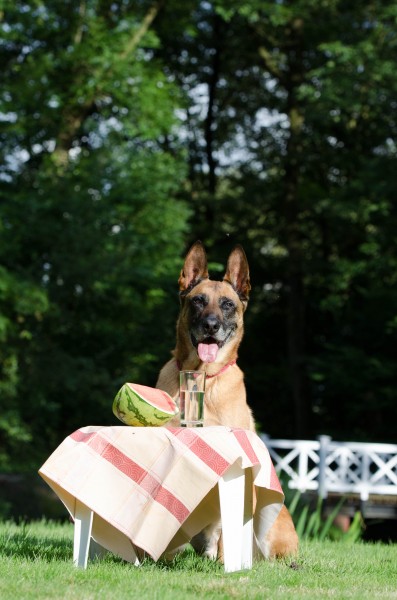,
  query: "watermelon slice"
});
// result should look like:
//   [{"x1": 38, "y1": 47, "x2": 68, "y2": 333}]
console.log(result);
[{"x1": 113, "y1": 382, "x2": 179, "y2": 427}]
